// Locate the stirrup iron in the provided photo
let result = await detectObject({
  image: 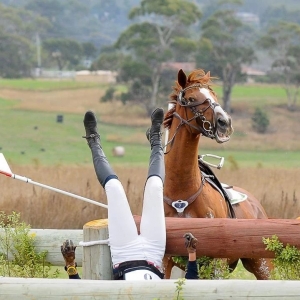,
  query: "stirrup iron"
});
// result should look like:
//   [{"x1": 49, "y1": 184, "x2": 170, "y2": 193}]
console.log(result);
[{"x1": 199, "y1": 154, "x2": 224, "y2": 169}]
